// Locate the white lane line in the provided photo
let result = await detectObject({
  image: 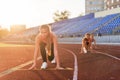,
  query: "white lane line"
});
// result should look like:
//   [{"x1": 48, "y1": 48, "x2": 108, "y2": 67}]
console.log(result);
[
  {"x1": 94, "y1": 50, "x2": 120, "y2": 61},
  {"x1": 61, "y1": 48, "x2": 78, "y2": 80},
  {"x1": 17, "y1": 67, "x2": 73, "y2": 71},
  {"x1": 0, "y1": 57, "x2": 41, "y2": 78}
]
